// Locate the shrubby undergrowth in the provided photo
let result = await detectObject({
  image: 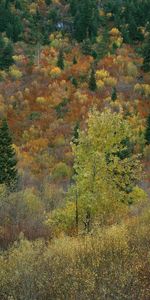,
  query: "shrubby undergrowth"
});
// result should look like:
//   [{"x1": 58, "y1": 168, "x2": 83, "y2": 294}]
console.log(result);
[{"x1": 0, "y1": 209, "x2": 150, "y2": 300}]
